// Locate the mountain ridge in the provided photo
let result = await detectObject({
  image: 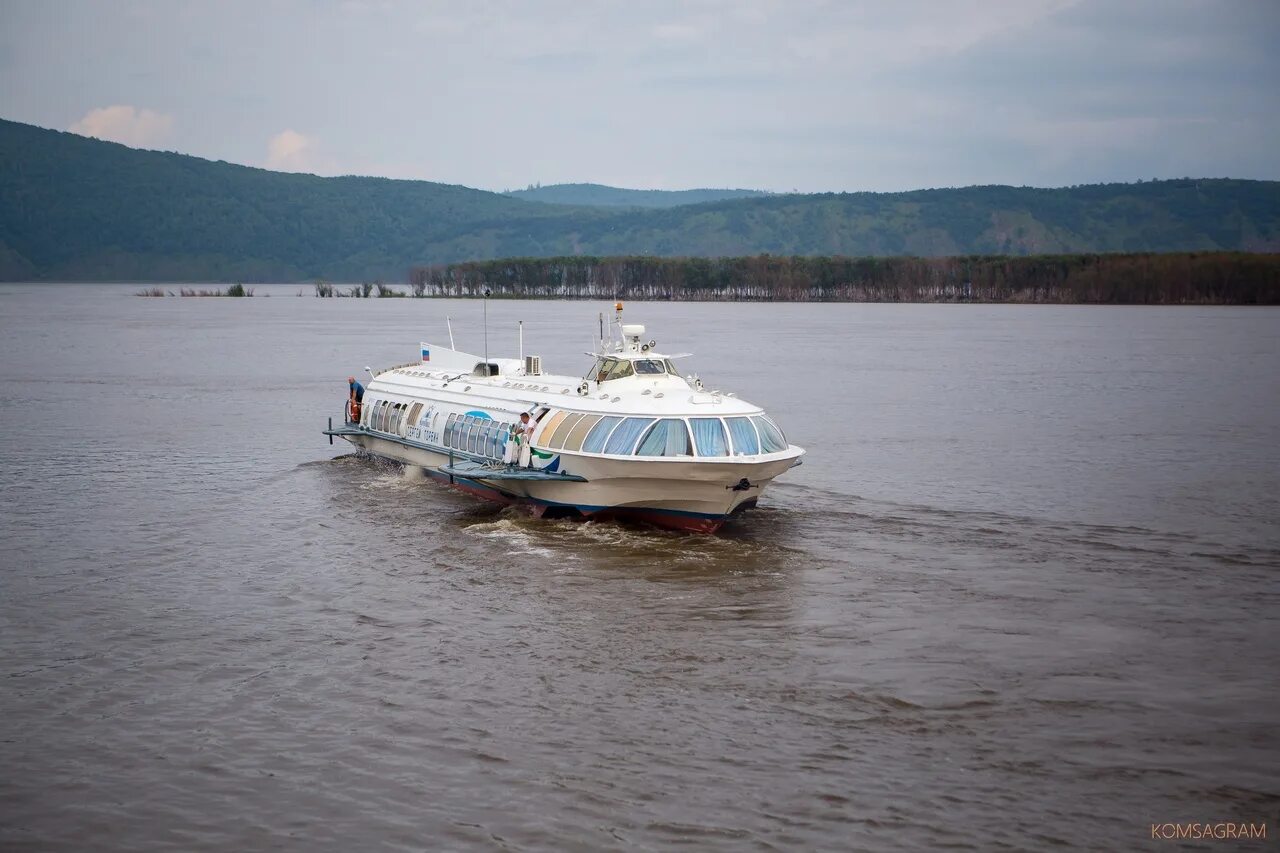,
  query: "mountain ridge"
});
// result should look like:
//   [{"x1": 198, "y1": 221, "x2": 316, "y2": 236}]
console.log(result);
[
  {"x1": 2, "y1": 117, "x2": 1277, "y2": 282},
  {"x1": 504, "y1": 183, "x2": 771, "y2": 208}
]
